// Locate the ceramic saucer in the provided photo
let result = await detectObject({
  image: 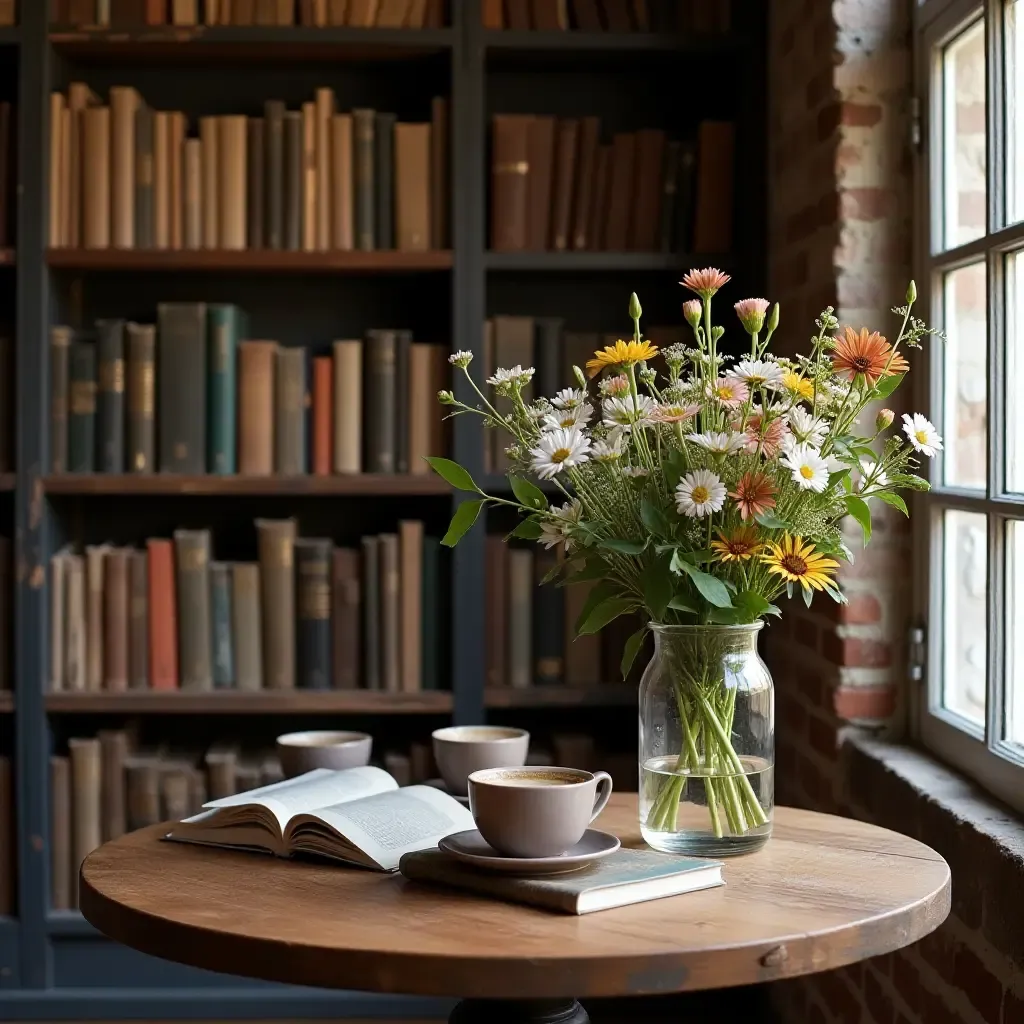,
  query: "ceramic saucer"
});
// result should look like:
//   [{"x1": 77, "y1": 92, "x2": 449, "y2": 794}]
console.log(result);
[
  {"x1": 424, "y1": 778, "x2": 470, "y2": 806},
  {"x1": 437, "y1": 828, "x2": 620, "y2": 875}
]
